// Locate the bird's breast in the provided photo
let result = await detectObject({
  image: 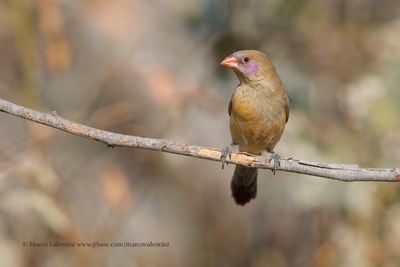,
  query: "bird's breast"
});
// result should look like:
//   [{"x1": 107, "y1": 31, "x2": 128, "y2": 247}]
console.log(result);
[
  {"x1": 231, "y1": 94, "x2": 258, "y2": 121},
  {"x1": 229, "y1": 87, "x2": 287, "y2": 153}
]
